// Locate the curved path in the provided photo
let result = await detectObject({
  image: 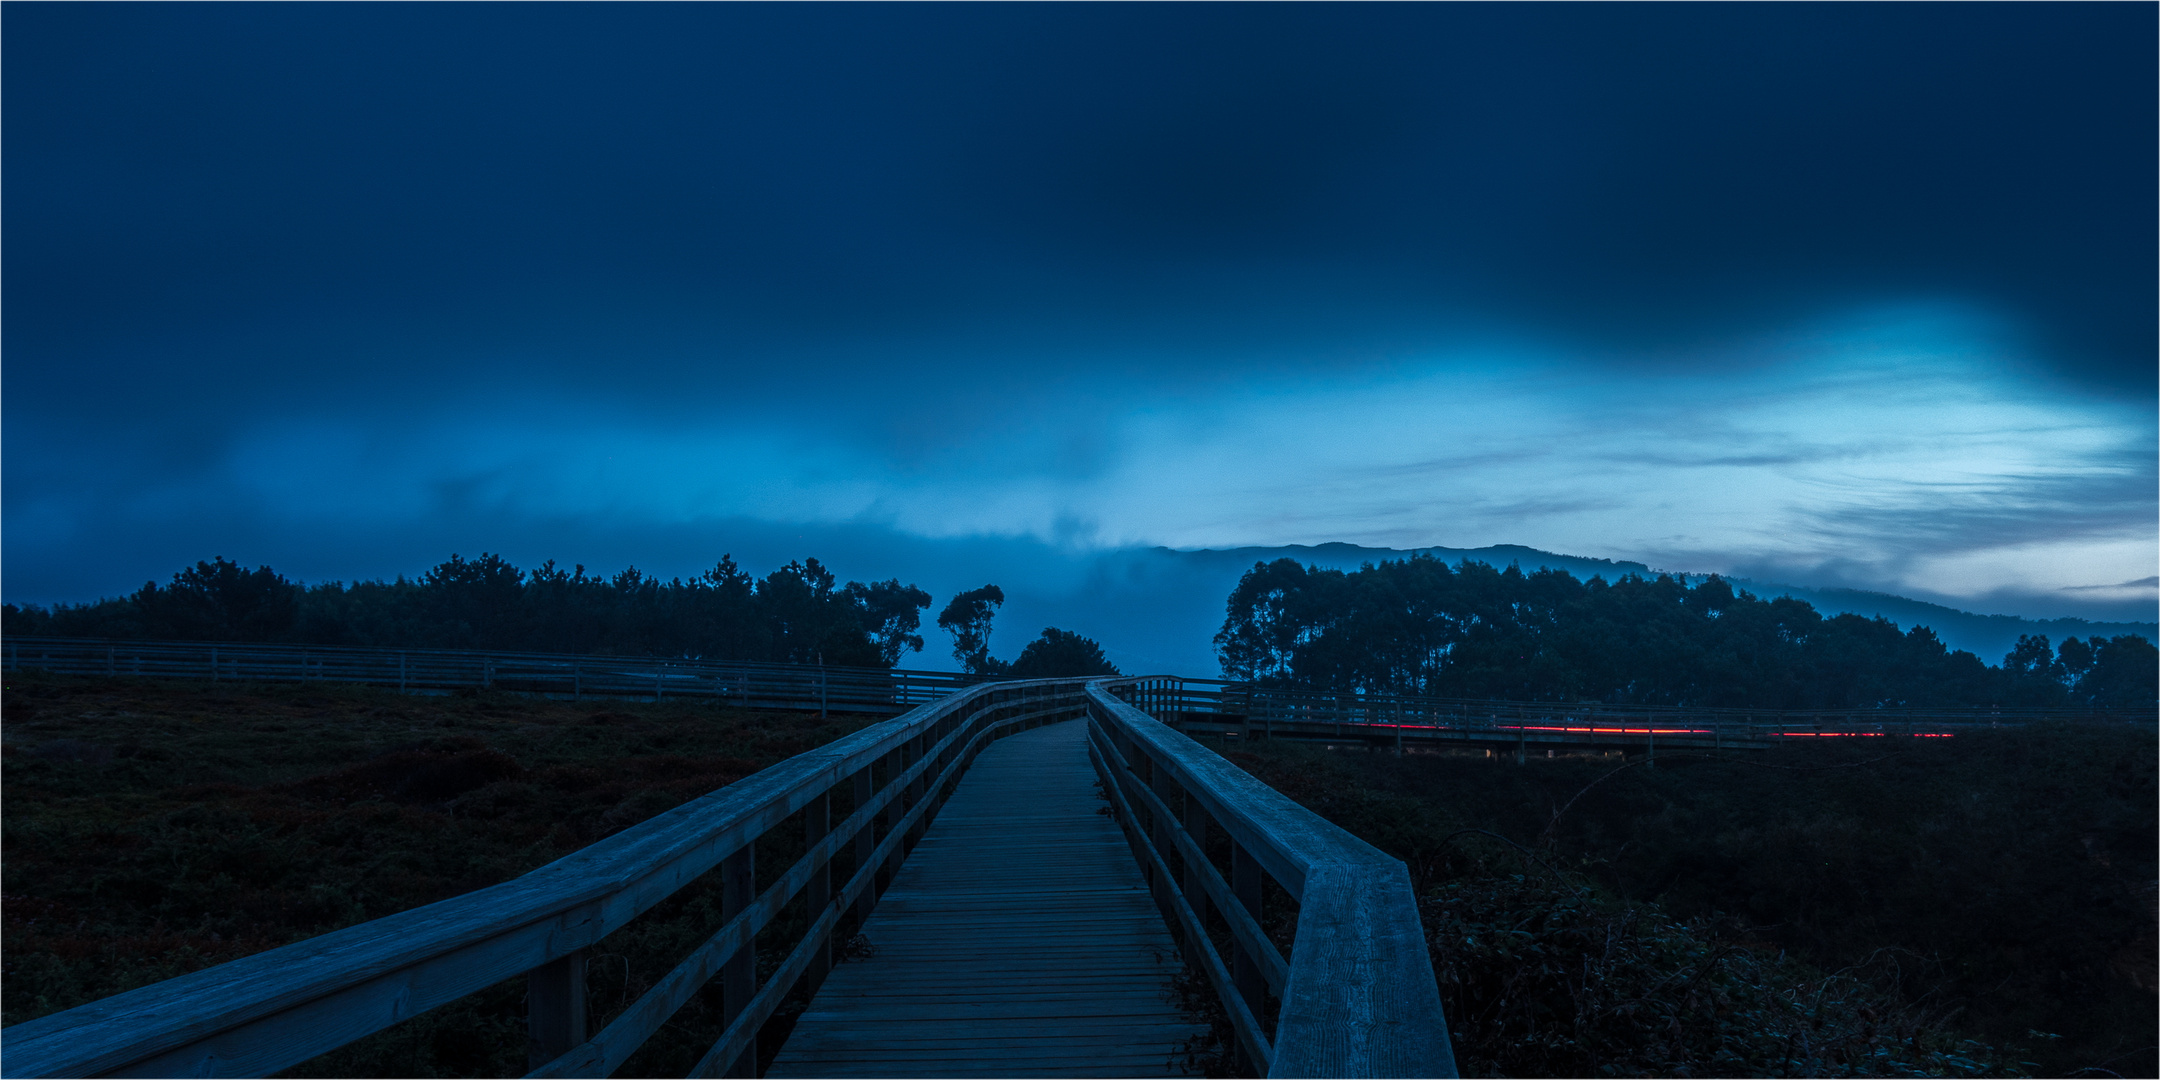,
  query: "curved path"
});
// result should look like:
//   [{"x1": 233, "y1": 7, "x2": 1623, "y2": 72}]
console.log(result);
[{"x1": 769, "y1": 718, "x2": 1204, "y2": 1078}]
